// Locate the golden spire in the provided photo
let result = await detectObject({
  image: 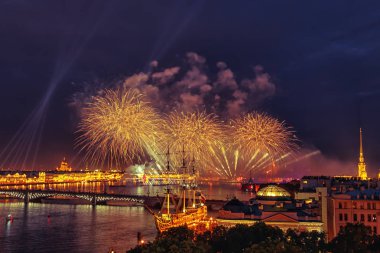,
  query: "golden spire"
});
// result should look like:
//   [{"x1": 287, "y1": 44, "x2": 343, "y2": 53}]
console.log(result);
[
  {"x1": 358, "y1": 128, "x2": 367, "y2": 179},
  {"x1": 359, "y1": 128, "x2": 364, "y2": 162}
]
